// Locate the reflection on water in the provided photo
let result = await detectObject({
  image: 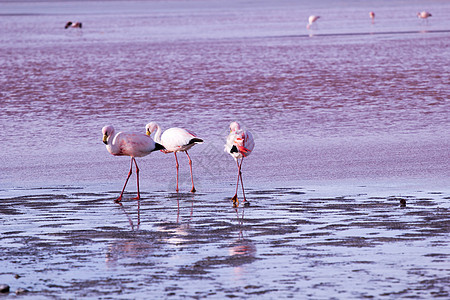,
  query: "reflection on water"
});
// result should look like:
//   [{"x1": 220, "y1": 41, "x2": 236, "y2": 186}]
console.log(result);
[
  {"x1": 228, "y1": 206, "x2": 257, "y2": 279},
  {"x1": 116, "y1": 200, "x2": 141, "y2": 231},
  {"x1": 106, "y1": 238, "x2": 157, "y2": 268}
]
